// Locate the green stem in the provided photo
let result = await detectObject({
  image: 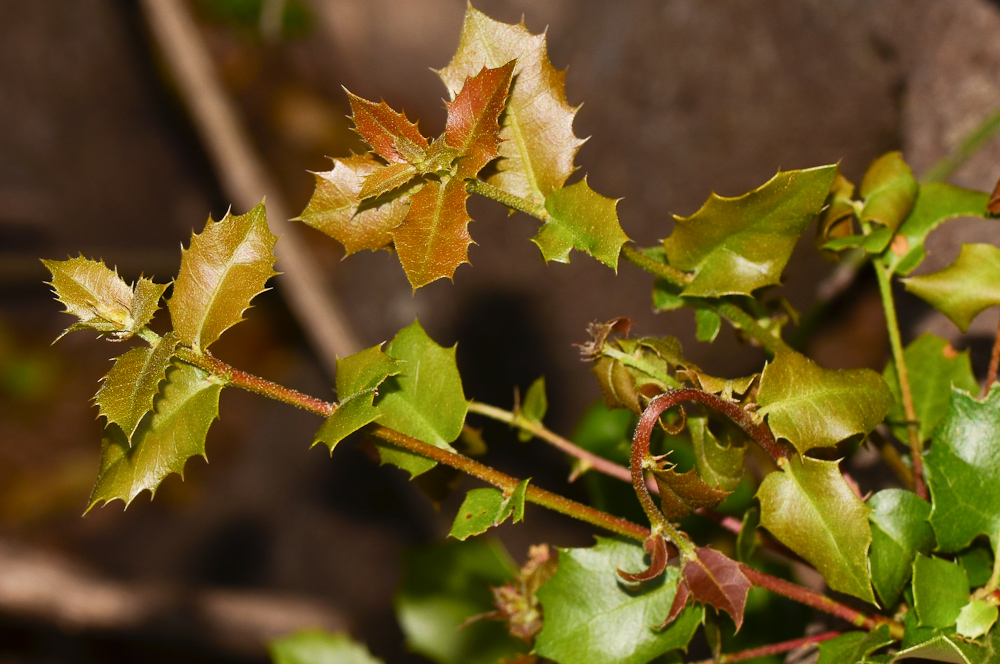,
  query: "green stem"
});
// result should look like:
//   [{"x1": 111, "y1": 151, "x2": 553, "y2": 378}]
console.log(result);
[
  {"x1": 922, "y1": 104, "x2": 1000, "y2": 183},
  {"x1": 874, "y1": 261, "x2": 927, "y2": 499},
  {"x1": 620, "y1": 243, "x2": 693, "y2": 287},
  {"x1": 466, "y1": 179, "x2": 548, "y2": 219}
]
